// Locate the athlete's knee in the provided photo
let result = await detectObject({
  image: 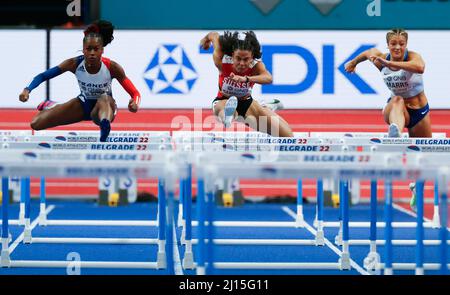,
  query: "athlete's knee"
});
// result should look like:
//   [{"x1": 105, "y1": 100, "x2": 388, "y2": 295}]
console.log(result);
[
  {"x1": 390, "y1": 96, "x2": 404, "y2": 106},
  {"x1": 98, "y1": 94, "x2": 112, "y2": 105},
  {"x1": 212, "y1": 101, "x2": 224, "y2": 117},
  {"x1": 30, "y1": 115, "x2": 45, "y2": 130}
]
